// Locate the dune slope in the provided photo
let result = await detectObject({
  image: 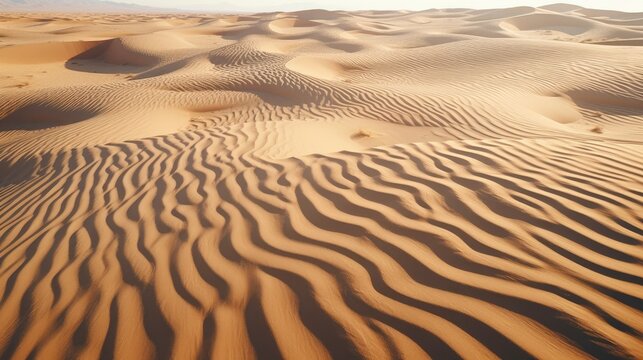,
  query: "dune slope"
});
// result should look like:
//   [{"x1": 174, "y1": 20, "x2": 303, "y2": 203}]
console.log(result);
[{"x1": 0, "y1": 6, "x2": 642, "y2": 360}]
